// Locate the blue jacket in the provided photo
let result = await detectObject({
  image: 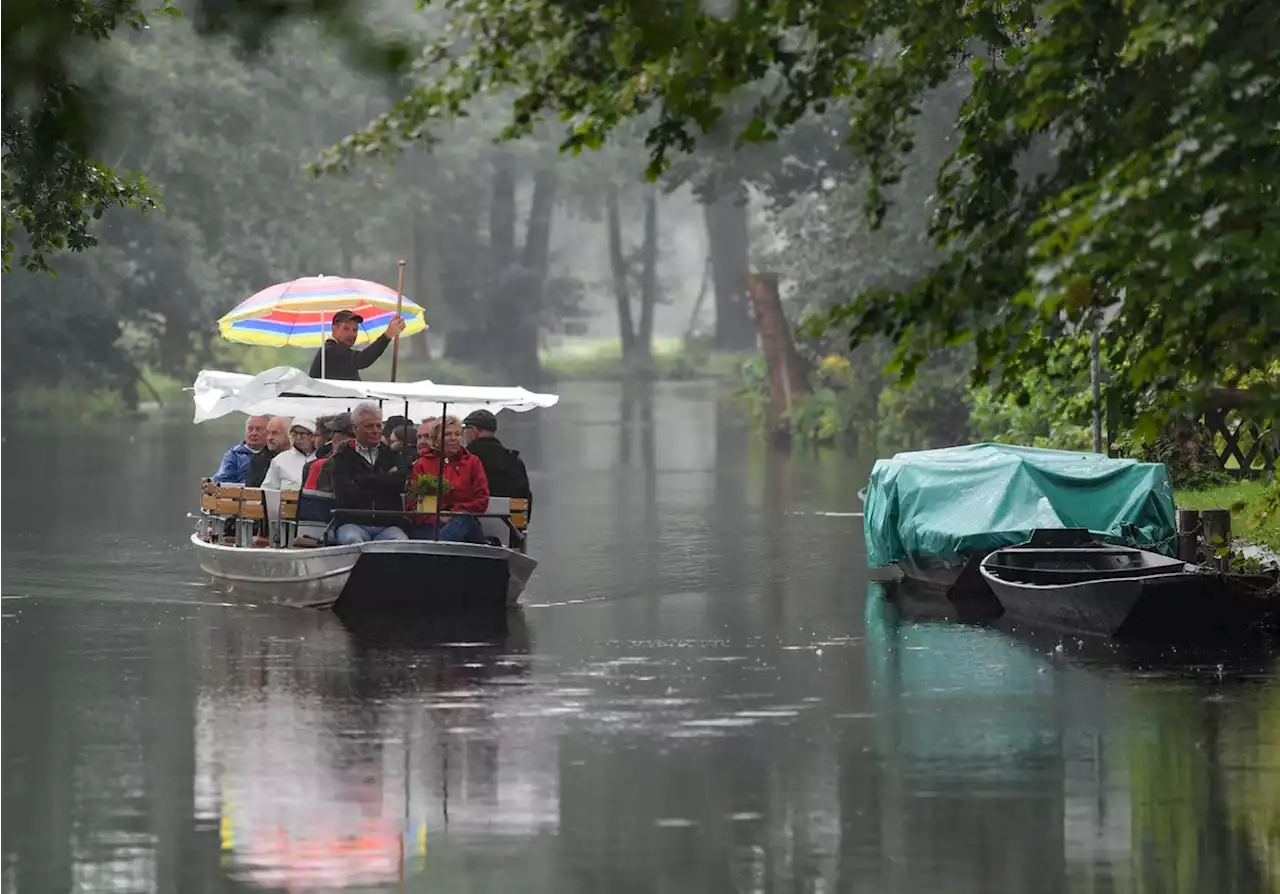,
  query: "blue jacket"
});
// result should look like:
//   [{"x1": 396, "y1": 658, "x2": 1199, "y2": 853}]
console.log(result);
[{"x1": 213, "y1": 442, "x2": 261, "y2": 484}]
